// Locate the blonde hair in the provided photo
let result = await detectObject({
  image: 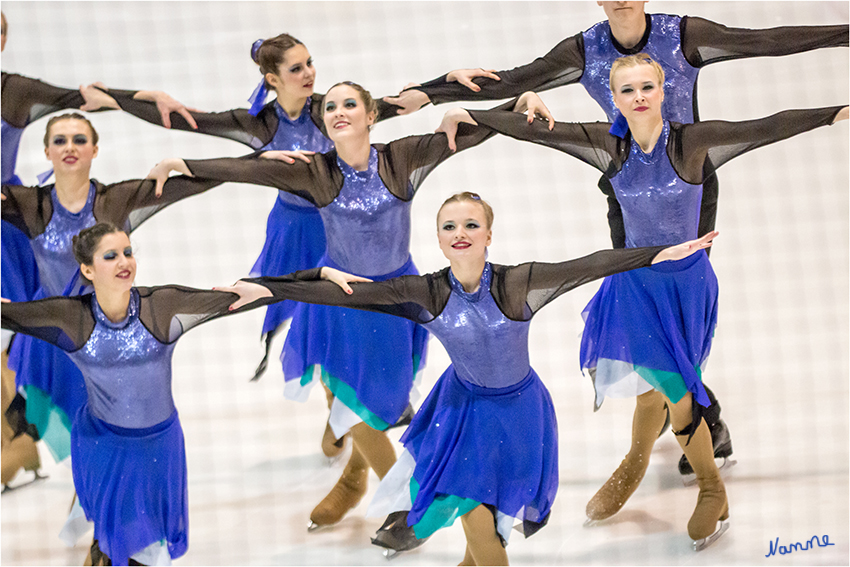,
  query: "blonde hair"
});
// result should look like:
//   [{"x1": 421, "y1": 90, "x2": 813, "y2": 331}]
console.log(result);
[
  {"x1": 609, "y1": 53, "x2": 665, "y2": 93},
  {"x1": 437, "y1": 192, "x2": 495, "y2": 230}
]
